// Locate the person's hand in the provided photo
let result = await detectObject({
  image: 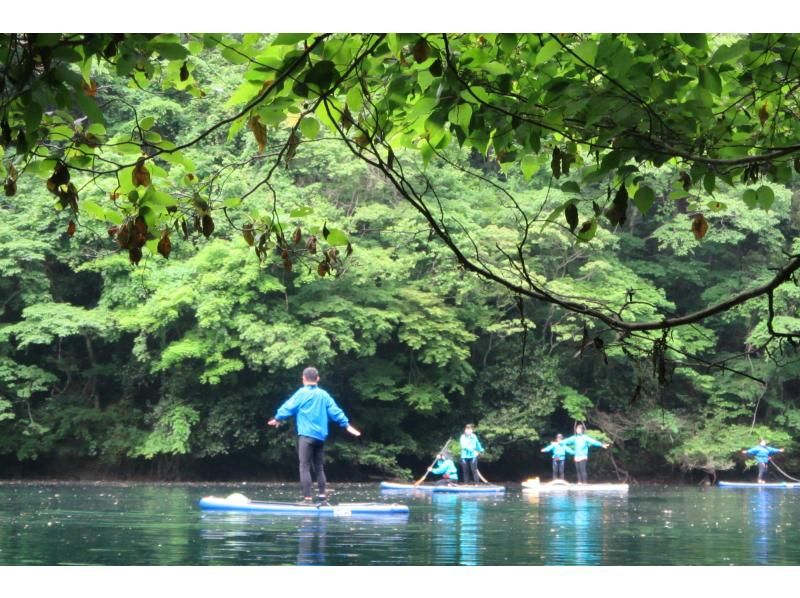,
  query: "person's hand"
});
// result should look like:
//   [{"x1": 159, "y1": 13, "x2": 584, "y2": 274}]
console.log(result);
[
  {"x1": 781, "y1": 448, "x2": 786, "y2": 452},
  {"x1": 427, "y1": 467, "x2": 432, "y2": 472},
  {"x1": 346, "y1": 425, "x2": 361, "y2": 437},
  {"x1": 603, "y1": 443, "x2": 610, "y2": 449},
  {"x1": 741, "y1": 450, "x2": 747, "y2": 454},
  {"x1": 267, "y1": 419, "x2": 280, "y2": 427}
]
